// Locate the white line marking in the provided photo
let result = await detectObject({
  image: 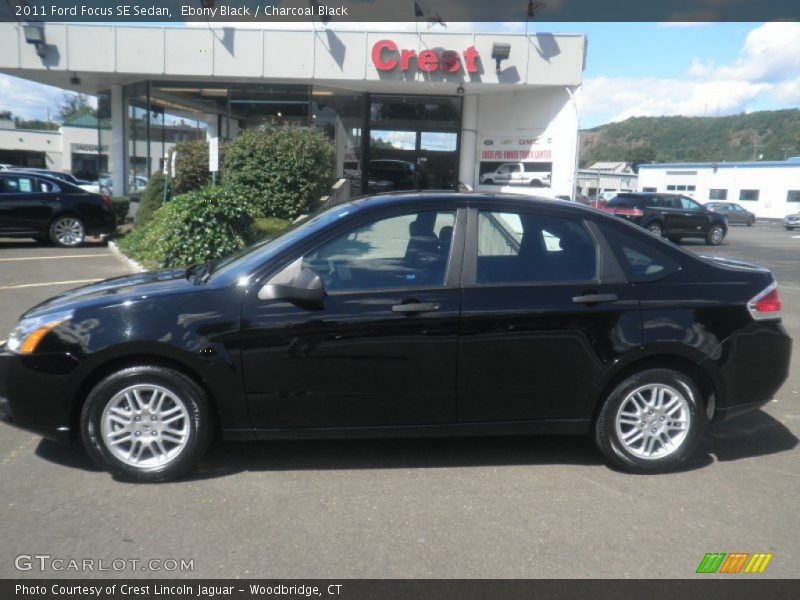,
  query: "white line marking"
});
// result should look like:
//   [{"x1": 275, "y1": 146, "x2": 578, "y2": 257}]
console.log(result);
[
  {"x1": 0, "y1": 254, "x2": 112, "y2": 262},
  {"x1": 0, "y1": 278, "x2": 102, "y2": 291}
]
